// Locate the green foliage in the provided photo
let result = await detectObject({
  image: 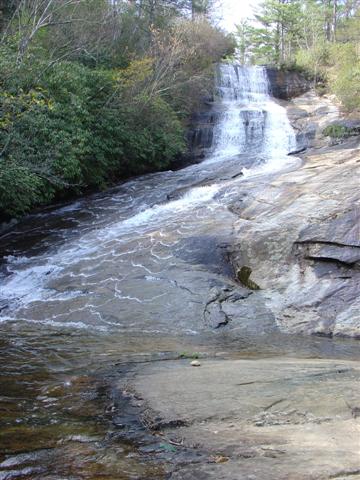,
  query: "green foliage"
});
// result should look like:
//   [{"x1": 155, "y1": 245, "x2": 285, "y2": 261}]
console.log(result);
[
  {"x1": 323, "y1": 123, "x2": 360, "y2": 138},
  {"x1": 329, "y1": 43, "x2": 360, "y2": 111},
  {"x1": 0, "y1": 162, "x2": 46, "y2": 217},
  {"x1": 332, "y1": 67, "x2": 360, "y2": 111},
  {"x1": 237, "y1": 1, "x2": 360, "y2": 112},
  {"x1": 0, "y1": 1, "x2": 233, "y2": 219},
  {"x1": 0, "y1": 47, "x2": 186, "y2": 217},
  {"x1": 236, "y1": 0, "x2": 303, "y2": 65},
  {"x1": 179, "y1": 351, "x2": 200, "y2": 359},
  {"x1": 323, "y1": 124, "x2": 349, "y2": 138},
  {"x1": 295, "y1": 41, "x2": 331, "y2": 82}
]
